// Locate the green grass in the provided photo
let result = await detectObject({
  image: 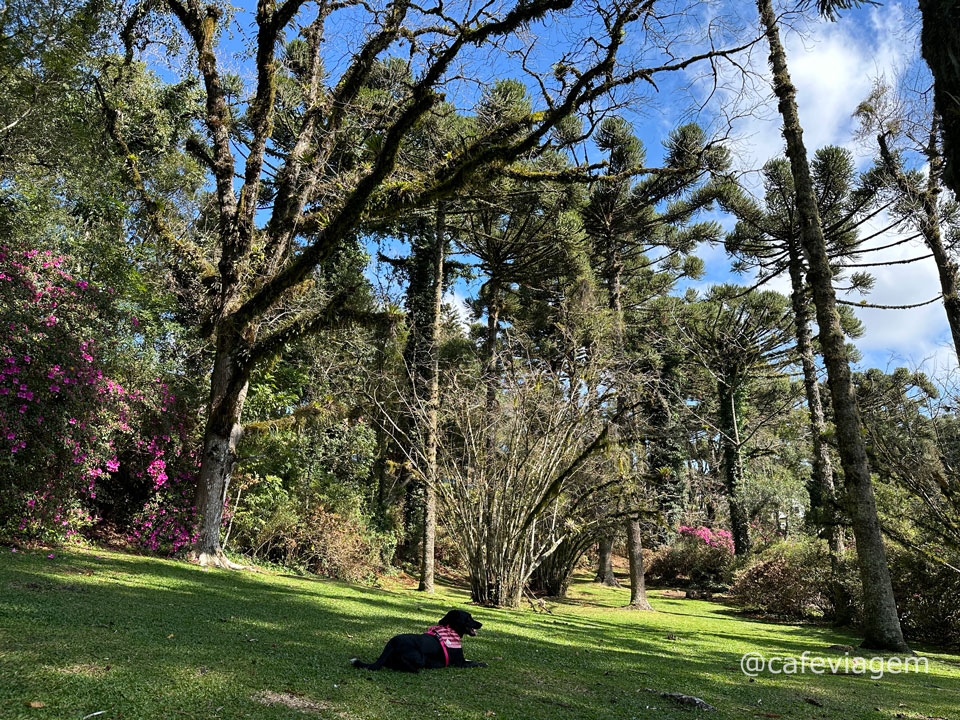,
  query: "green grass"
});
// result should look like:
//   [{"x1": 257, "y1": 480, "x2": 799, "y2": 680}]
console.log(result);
[{"x1": 2, "y1": 547, "x2": 959, "y2": 720}]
